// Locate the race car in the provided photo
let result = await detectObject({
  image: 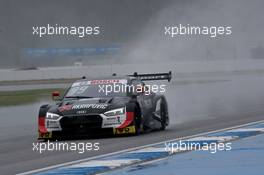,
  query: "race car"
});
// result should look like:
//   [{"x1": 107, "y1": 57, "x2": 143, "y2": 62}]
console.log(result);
[{"x1": 38, "y1": 71, "x2": 171, "y2": 139}]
